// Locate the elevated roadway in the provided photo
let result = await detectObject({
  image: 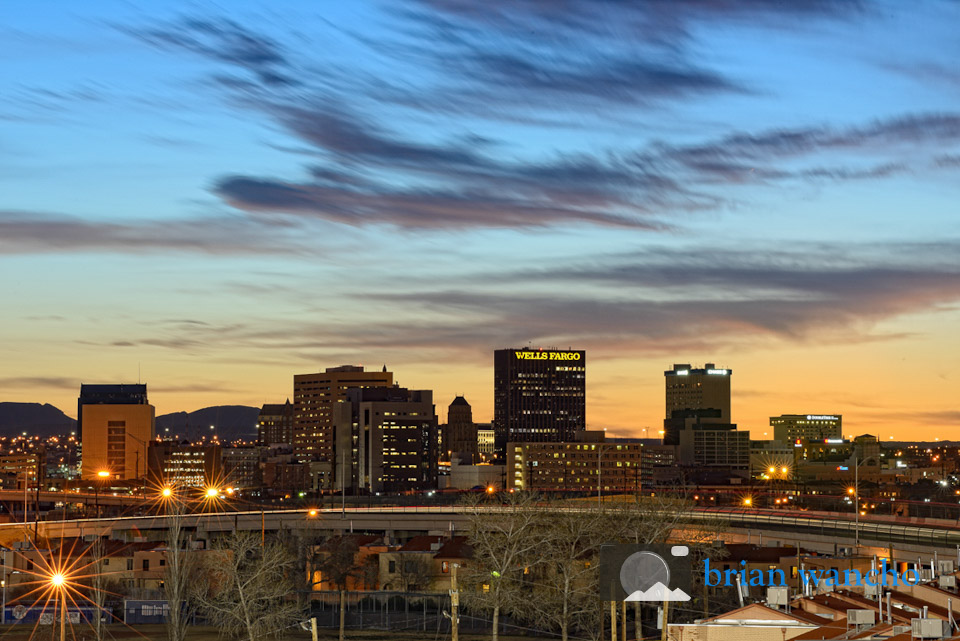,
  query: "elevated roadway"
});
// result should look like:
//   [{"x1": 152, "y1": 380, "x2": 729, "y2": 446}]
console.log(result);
[{"x1": 4, "y1": 506, "x2": 960, "y2": 557}]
